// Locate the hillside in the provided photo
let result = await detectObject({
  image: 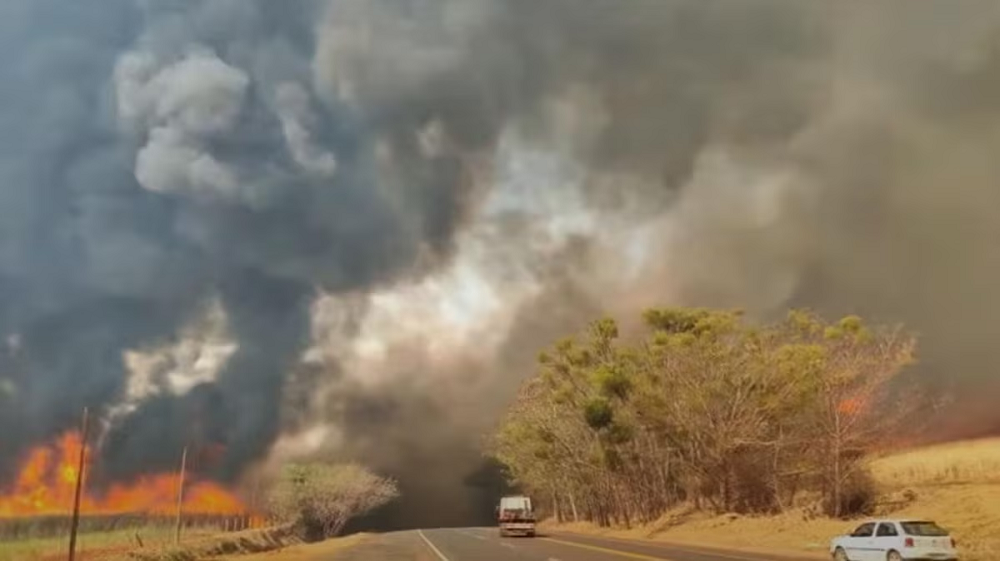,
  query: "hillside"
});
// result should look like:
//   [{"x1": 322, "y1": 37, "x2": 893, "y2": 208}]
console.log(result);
[{"x1": 544, "y1": 438, "x2": 1000, "y2": 561}]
